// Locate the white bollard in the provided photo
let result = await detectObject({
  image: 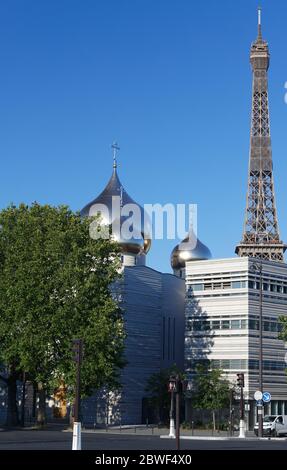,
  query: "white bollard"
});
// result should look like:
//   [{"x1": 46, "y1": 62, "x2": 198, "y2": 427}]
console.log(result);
[
  {"x1": 169, "y1": 418, "x2": 176, "y2": 438},
  {"x1": 239, "y1": 419, "x2": 246, "y2": 438},
  {"x1": 72, "y1": 421, "x2": 82, "y2": 450}
]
